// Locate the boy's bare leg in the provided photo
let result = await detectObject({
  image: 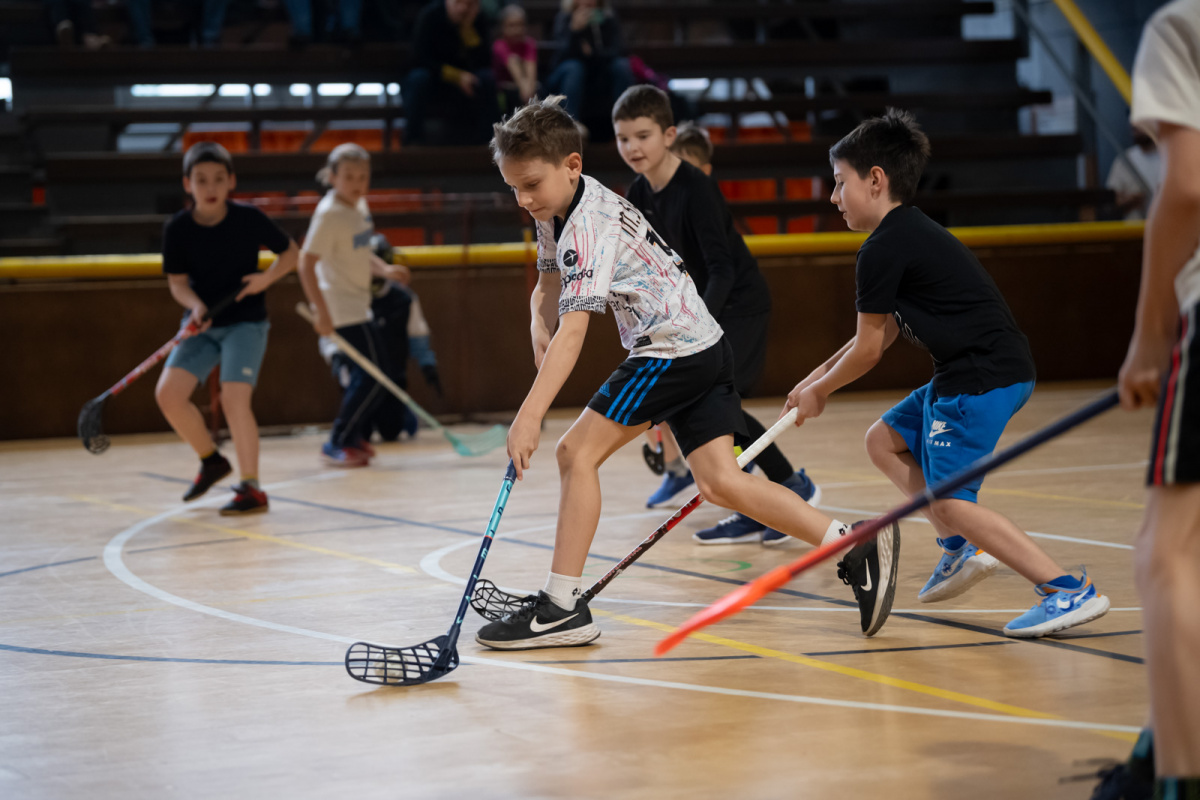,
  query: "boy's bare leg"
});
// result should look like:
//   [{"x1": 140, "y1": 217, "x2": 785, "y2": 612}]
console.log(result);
[
  {"x1": 686, "y1": 434, "x2": 831, "y2": 546},
  {"x1": 220, "y1": 381, "x2": 259, "y2": 481},
  {"x1": 864, "y1": 418, "x2": 1061, "y2": 585},
  {"x1": 155, "y1": 367, "x2": 215, "y2": 456},
  {"x1": 550, "y1": 409, "x2": 648, "y2": 576},
  {"x1": 1136, "y1": 484, "x2": 1200, "y2": 777},
  {"x1": 865, "y1": 419, "x2": 968, "y2": 541}
]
